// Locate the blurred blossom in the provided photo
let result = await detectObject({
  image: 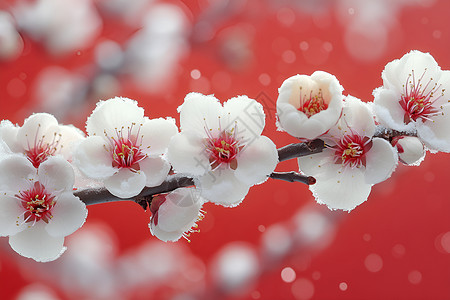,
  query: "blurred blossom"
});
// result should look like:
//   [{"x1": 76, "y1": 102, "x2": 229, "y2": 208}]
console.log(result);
[
  {"x1": 0, "y1": 11, "x2": 23, "y2": 60},
  {"x1": 261, "y1": 224, "x2": 292, "y2": 259},
  {"x1": 293, "y1": 206, "x2": 336, "y2": 248},
  {"x1": 124, "y1": 3, "x2": 191, "y2": 92},
  {"x1": 211, "y1": 242, "x2": 260, "y2": 293},
  {"x1": 95, "y1": 0, "x2": 153, "y2": 25},
  {"x1": 33, "y1": 67, "x2": 89, "y2": 120},
  {"x1": 13, "y1": 0, "x2": 102, "y2": 54},
  {"x1": 16, "y1": 284, "x2": 61, "y2": 300}
]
